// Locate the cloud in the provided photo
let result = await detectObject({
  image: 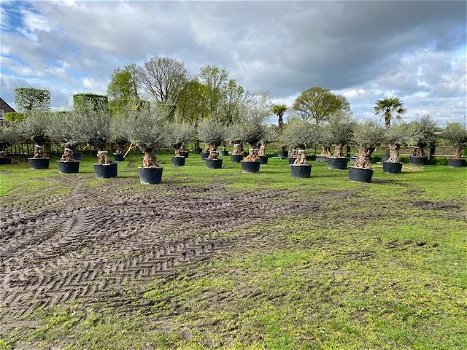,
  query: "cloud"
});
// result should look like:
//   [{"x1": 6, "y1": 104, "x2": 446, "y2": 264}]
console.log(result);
[{"x1": 0, "y1": 0, "x2": 465, "y2": 124}]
